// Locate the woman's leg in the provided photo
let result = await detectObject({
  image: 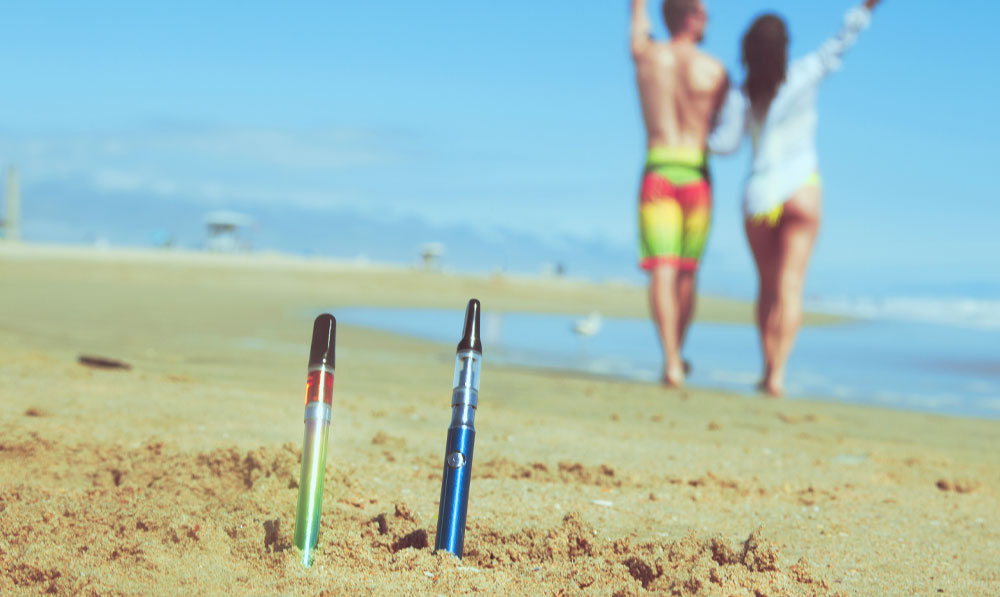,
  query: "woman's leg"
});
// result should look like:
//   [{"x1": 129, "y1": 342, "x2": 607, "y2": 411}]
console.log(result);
[
  {"x1": 766, "y1": 185, "x2": 822, "y2": 395},
  {"x1": 744, "y1": 217, "x2": 781, "y2": 390}
]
